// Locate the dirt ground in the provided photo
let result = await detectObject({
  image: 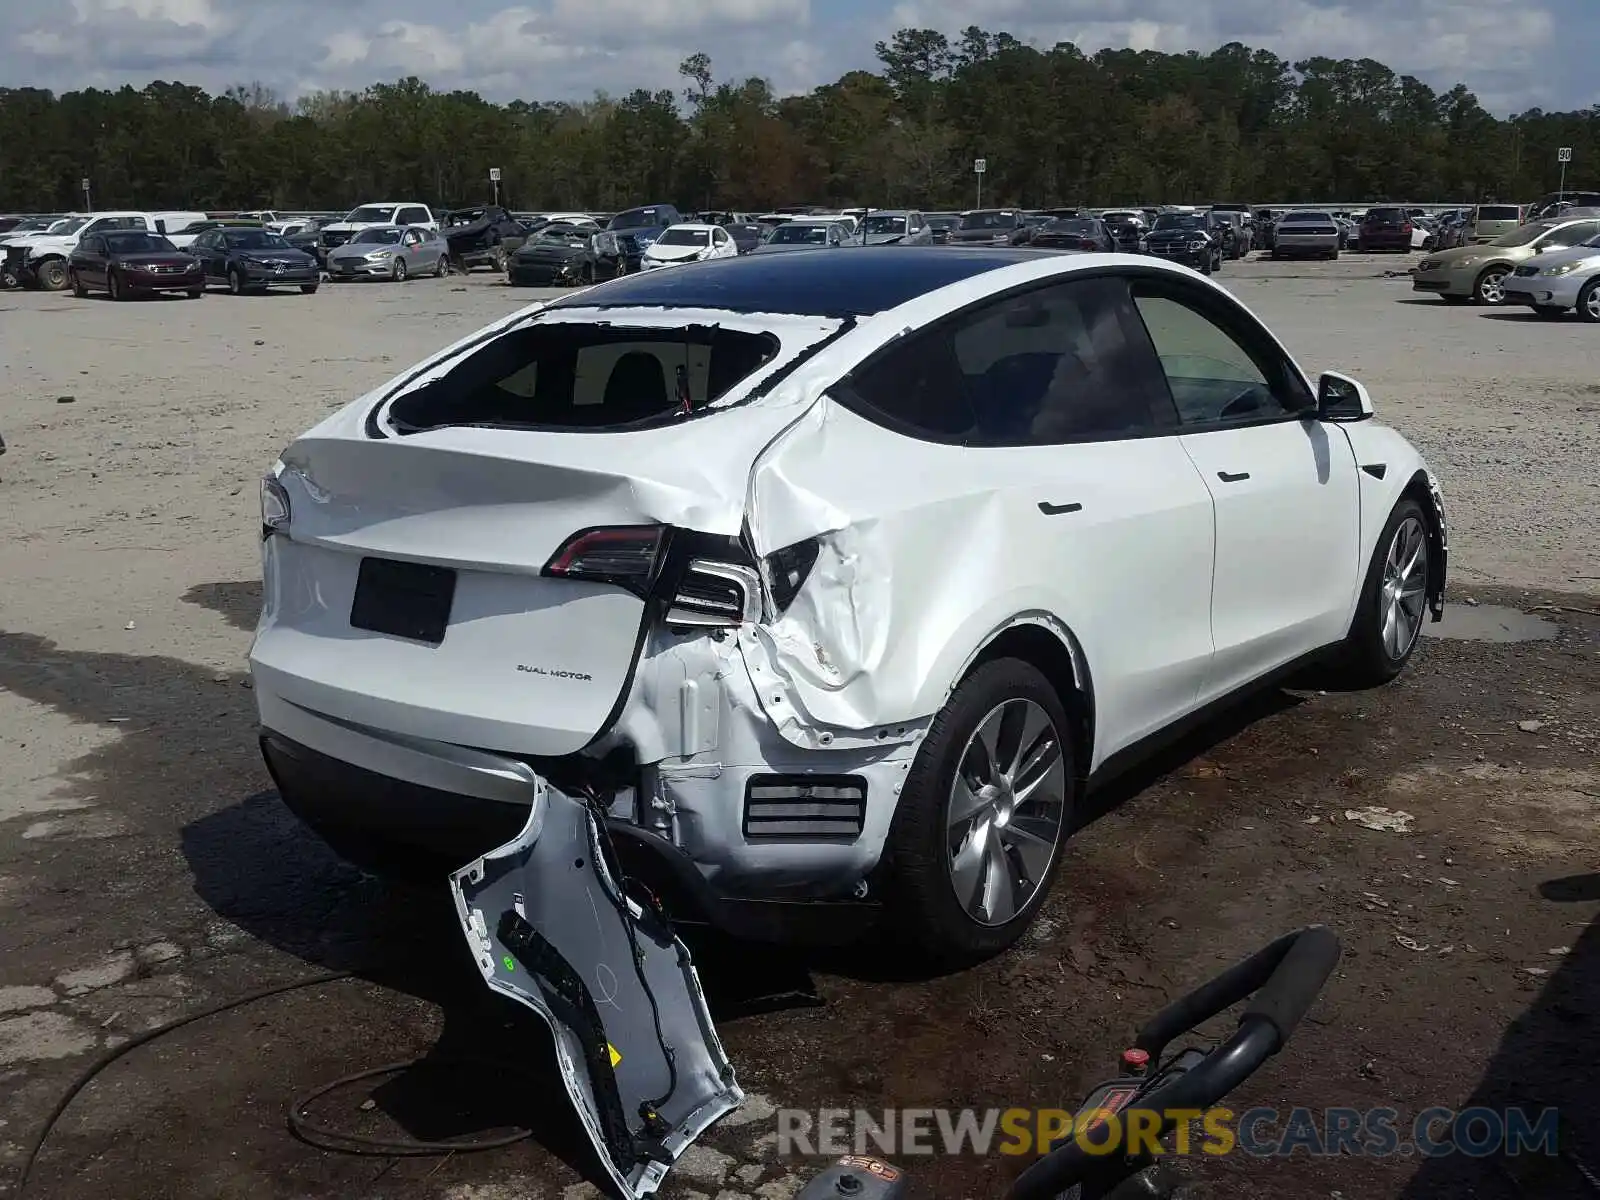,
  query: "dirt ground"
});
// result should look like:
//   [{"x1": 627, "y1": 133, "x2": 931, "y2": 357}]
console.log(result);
[{"x1": 1, "y1": 255, "x2": 1598, "y2": 1200}]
